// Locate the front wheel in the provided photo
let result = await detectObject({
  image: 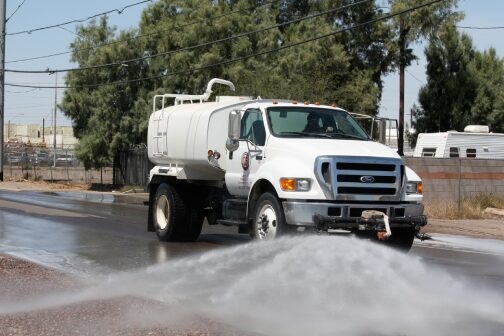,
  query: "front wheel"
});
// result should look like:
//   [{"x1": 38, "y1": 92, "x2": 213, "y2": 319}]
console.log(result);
[
  {"x1": 381, "y1": 228, "x2": 416, "y2": 252},
  {"x1": 252, "y1": 192, "x2": 287, "y2": 240}
]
